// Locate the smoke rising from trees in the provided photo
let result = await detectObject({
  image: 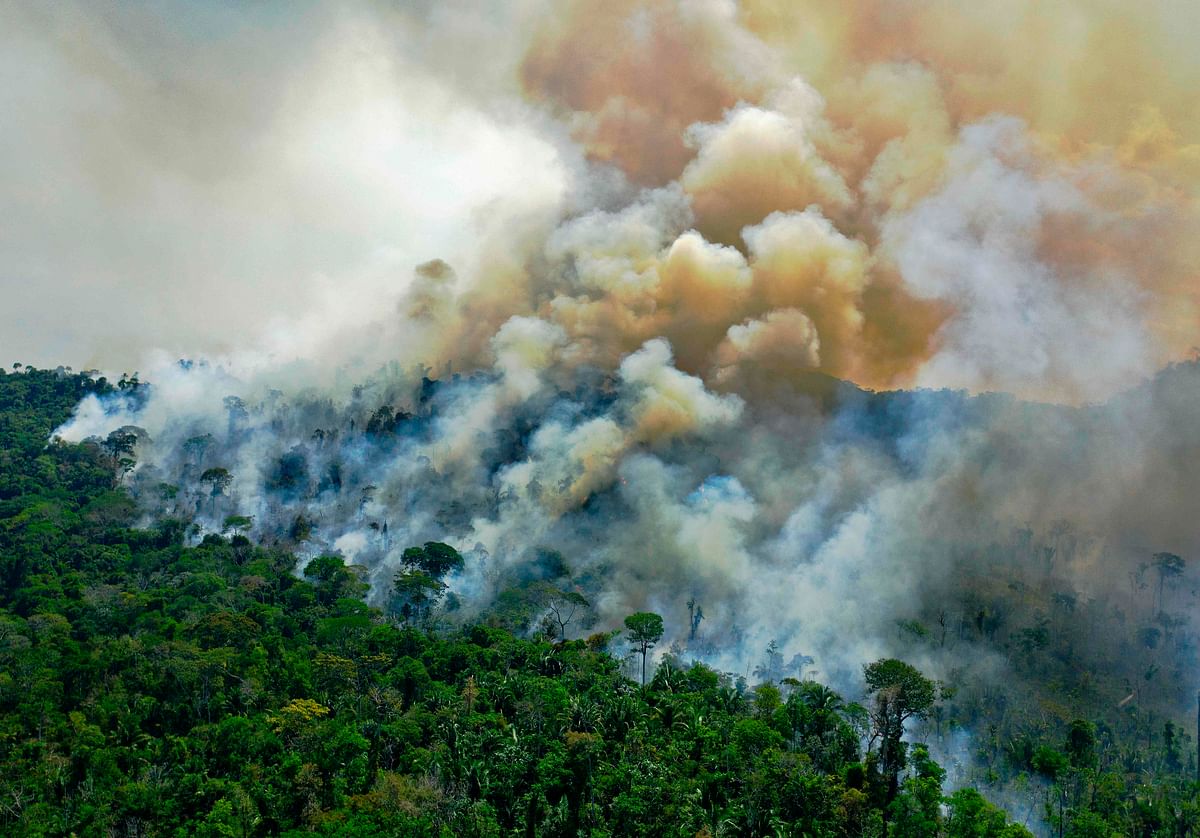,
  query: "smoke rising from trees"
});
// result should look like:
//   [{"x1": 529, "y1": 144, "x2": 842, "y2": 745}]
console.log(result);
[{"x1": 19, "y1": 0, "x2": 1200, "y2": 756}]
